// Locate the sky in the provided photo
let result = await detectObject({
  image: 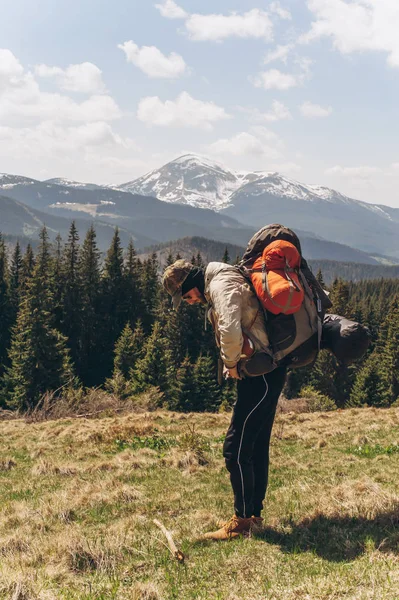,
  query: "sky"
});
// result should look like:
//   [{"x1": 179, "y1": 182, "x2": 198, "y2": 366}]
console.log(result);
[{"x1": 1, "y1": 0, "x2": 399, "y2": 206}]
